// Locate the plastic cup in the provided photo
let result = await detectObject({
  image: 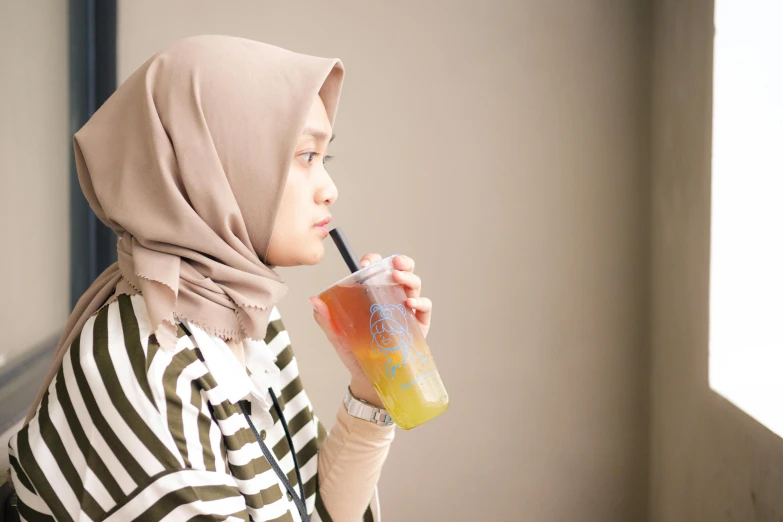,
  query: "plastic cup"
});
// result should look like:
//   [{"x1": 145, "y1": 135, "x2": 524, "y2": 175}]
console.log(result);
[{"x1": 318, "y1": 255, "x2": 449, "y2": 429}]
